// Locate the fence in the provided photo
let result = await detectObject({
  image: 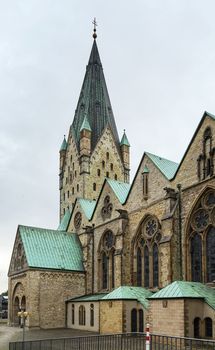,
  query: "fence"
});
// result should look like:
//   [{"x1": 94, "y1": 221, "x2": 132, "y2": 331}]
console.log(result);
[{"x1": 9, "y1": 332, "x2": 215, "y2": 350}]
